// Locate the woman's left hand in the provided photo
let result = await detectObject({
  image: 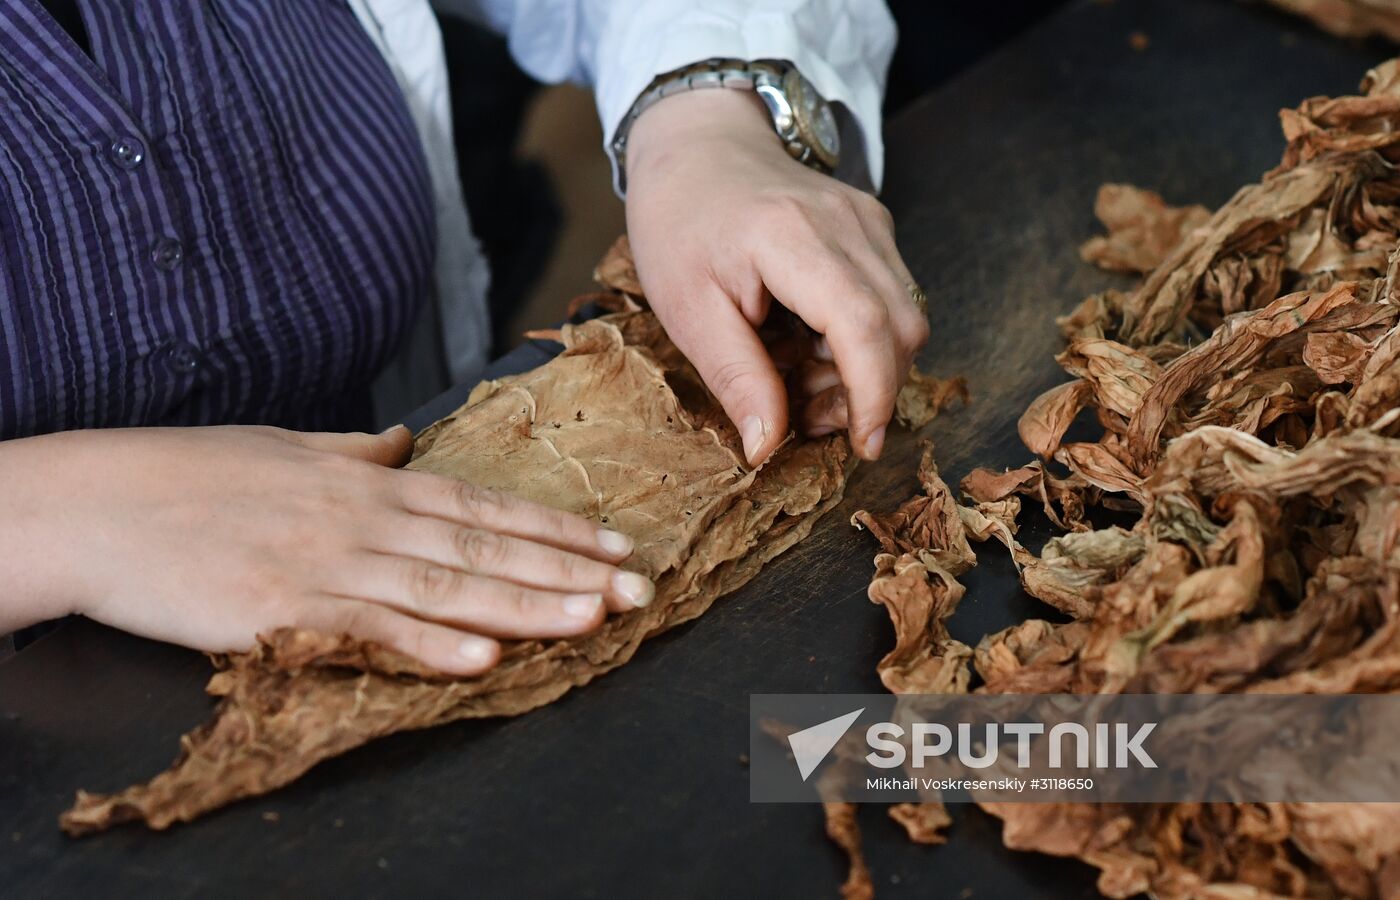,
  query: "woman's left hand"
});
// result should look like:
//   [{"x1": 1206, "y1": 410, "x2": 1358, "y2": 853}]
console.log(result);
[{"x1": 624, "y1": 88, "x2": 929, "y2": 467}]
